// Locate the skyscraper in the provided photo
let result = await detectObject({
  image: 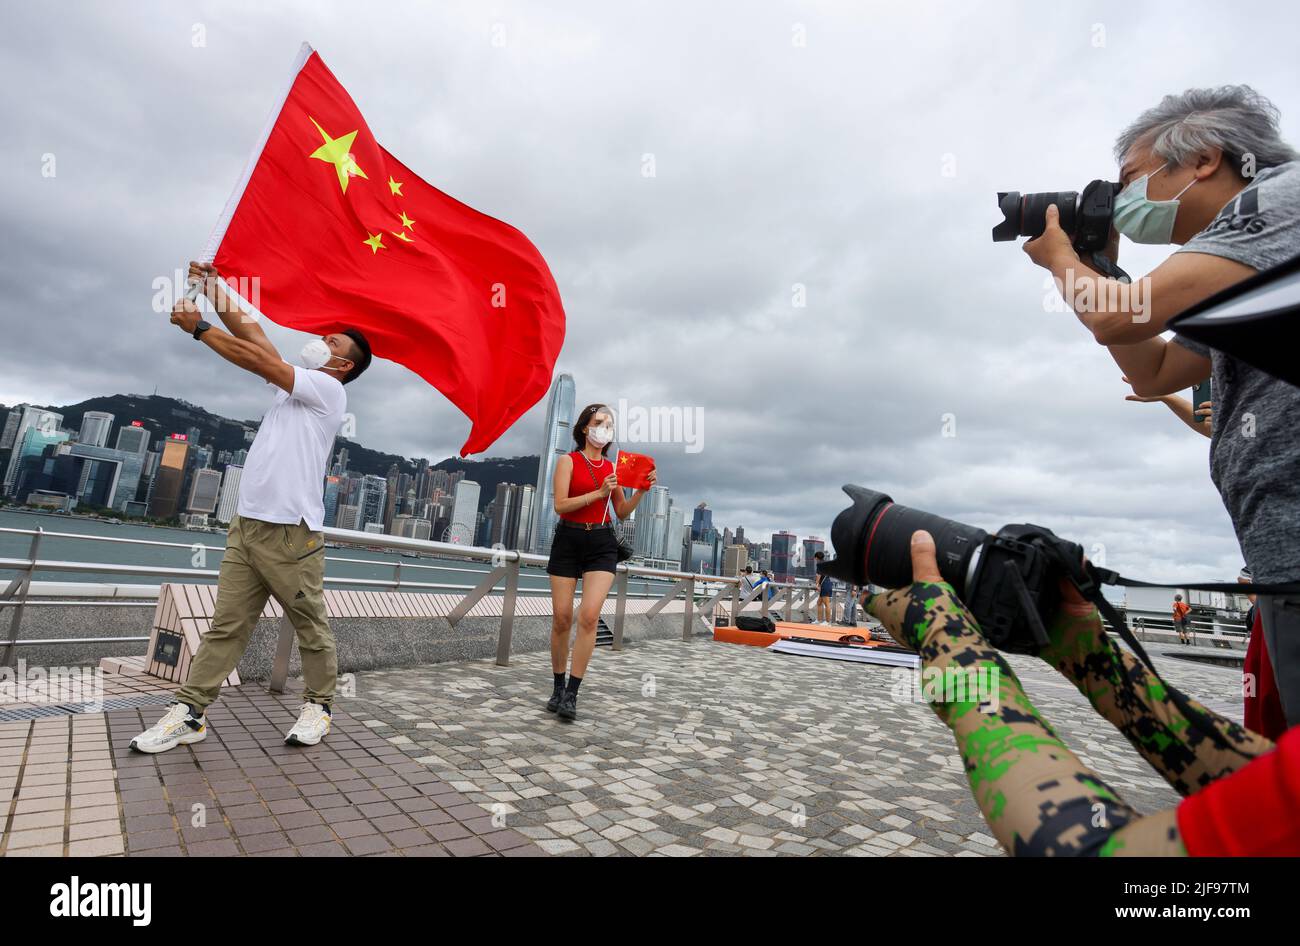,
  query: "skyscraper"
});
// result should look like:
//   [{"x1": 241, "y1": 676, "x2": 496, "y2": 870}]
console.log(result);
[
  {"x1": 115, "y1": 422, "x2": 150, "y2": 456},
  {"x1": 448, "y1": 479, "x2": 480, "y2": 545},
  {"x1": 216, "y1": 465, "x2": 243, "y2": 524},
  {"x1": 771, "y1": 532, "x2": 797, "y2": 583},
  {"x1": 3, "y1": 407, "x2": 63, "y2": 495},
  {"x1": 79, "y1": 411, "x2": 114, "y2": 448},
  {"x1": 489, "y1": 483, "x2": 513, "y2": 545},
  {"x1": 336, "y1": 504, "x2": 361, "y2": 531},
  {"x1": 691, "y1": 503, "x2": 713, "y2": 541},
  {"x1": 187, "y1": 468, "x2": 222, "y2": 515},
  {"x1": 801, "y1": 537, "x2": 825, "y2": 578},
  {"x1": 8, "y1": 426, "x2": 72, "y2": 500},
  {"x1": 322, "y1": 474, "x2": 342, "y2": 528},
  {"x1": 359, "y1": 474, "x2": 387, "y2": 530},
  {"x1": 531, "y1": 372, "x2": 575, "y2": 555},
  {"x1": 383, "y1": 464, "x2": 400, "y2": 532},
  {"x1": 64, "y1": 442, "x2": 143, "y2": 511},
  {"x1": 397, "y1": 515, "x2": 432, "y2": 540},
  {"x1": 633, "y1": 485, "x2": 670, "y2": 559},
  {"x1": 0, "y1": 406, "x2": 22, "y2": 450},
  {"x1": 666, "y1": 502, "x2": 686, "y2": 569},
  {"x1": 147, "y1": 436, "x2": 190, "y2": 520},
  {"x1": 514, "y1": 484, "x2": 534, "y2": 550},
  {"x1": 723, "y1": 545, "x2": 748, "y2": 576}
]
